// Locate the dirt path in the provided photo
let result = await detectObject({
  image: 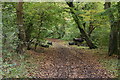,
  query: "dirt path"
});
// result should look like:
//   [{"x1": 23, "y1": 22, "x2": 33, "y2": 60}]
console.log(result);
[{"x1": 26, "y1": 39, "x2": 114, "y2": 78}]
